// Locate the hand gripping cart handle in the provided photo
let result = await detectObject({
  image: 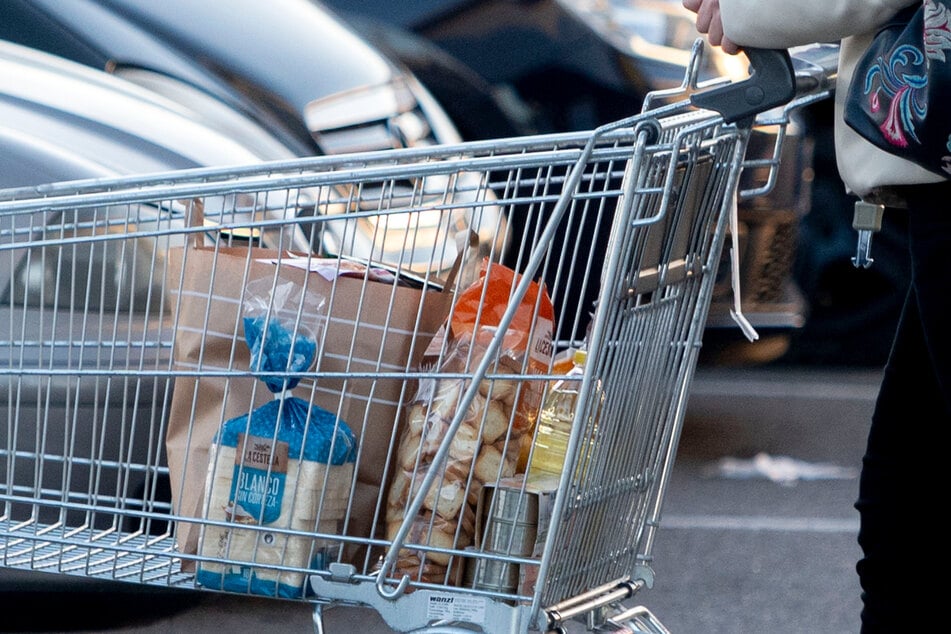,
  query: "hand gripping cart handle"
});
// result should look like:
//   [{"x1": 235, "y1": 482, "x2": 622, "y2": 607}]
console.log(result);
[{"x1": 0, "y1": 40, "x2": 834, "y2": 634}]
